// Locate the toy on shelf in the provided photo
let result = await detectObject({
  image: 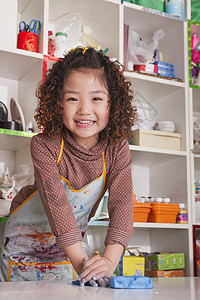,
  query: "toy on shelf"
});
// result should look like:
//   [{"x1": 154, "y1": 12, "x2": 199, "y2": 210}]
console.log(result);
[
  {"x1": 191, "y1": 34, "x2": 200, "y2": 86},
  {"x1": 125, "y1": 28, "x2": 165, "y2": 71}
]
